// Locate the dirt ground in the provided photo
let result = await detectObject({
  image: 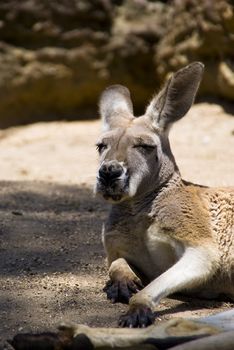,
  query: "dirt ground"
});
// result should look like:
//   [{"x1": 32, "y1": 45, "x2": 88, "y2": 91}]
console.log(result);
[{"x1": 0, "y1": 103, "x2": 234, "y2": 346}]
